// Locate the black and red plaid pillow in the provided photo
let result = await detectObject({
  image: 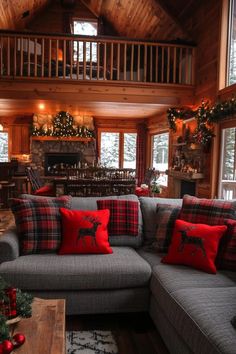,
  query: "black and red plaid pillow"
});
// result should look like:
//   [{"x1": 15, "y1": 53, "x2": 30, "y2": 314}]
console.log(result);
[
  {"x1": 153, "y1": 203, "x2": 181, "y2": 253},
  {"x1": 97, "y1": 199, "x2": 139, "y2": 236},
  {"x1": 11, "y1": 196, "x2": 71, "y2": 255},
  {"x1": 216, "y1": 219, "x2": 236, "y2": 271},
  {"x1": 179, "y1": 195, "x2": 236, "y2": 225}
]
